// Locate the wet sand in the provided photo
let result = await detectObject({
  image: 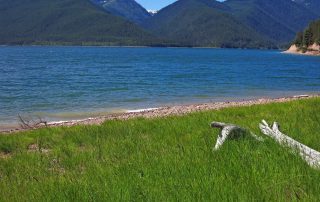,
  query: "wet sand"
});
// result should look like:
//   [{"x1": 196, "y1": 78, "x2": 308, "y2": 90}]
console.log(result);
[{"x1": 1, "y1": 94, "x2": 318, "y2": 134}]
